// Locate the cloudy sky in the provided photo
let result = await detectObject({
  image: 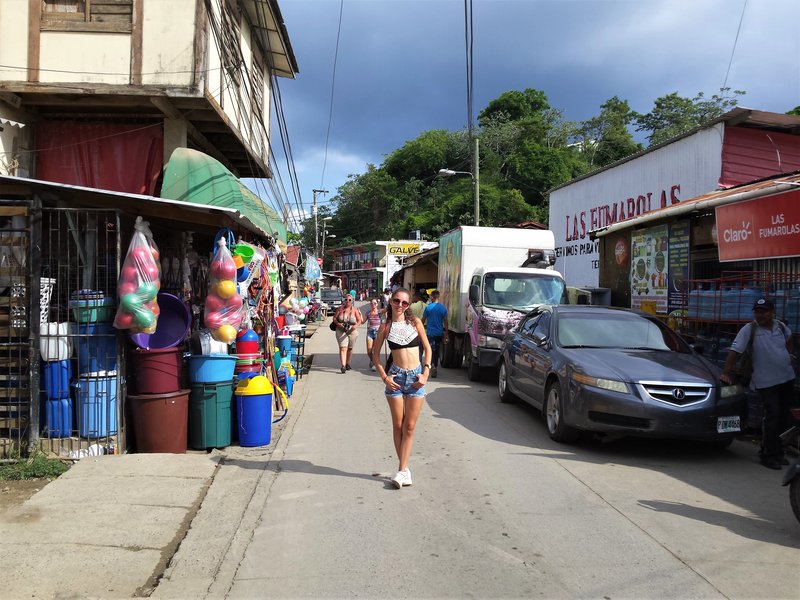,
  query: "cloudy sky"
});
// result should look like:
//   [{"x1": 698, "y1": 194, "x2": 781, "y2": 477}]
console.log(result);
[{"x1": 261, "y1": 0, "x2": 799, "y2": 229}]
